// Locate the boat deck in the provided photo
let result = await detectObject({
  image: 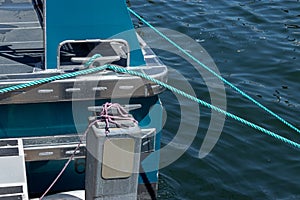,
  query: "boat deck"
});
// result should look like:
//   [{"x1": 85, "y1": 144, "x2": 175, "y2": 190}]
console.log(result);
[
  {"x1": 0, "y1": 0, "x2": 43, "y2": 74},
  {"x1": 0, "y1": 0, "x2": 168, "y2": 105}
]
